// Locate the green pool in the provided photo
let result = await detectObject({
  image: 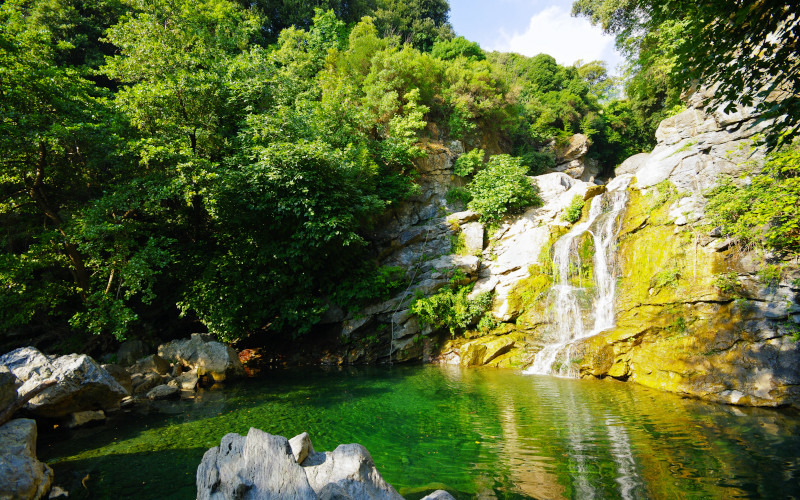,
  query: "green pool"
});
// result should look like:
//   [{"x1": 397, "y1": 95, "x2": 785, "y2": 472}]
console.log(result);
[{"x1": 40, "y1": 365, "x2": 800, "y2": 499}]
